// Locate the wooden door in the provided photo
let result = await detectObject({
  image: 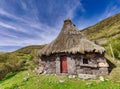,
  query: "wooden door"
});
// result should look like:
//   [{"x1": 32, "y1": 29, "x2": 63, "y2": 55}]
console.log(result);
[{"x1": 60, "y1": 56, "x2": 68, "y2": 73}]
